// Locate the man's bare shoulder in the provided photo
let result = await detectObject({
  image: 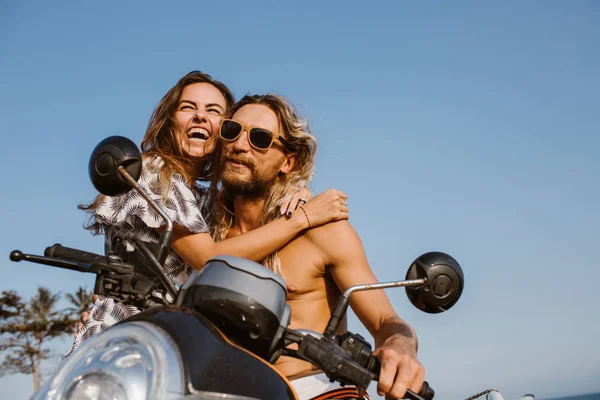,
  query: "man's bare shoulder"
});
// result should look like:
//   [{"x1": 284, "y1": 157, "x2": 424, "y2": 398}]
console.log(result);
[
  {"x1": 304, "y1": 219, "x2": 360, "y2": 241},
  {"x1": 302, "y1": 220, "x2": 364, "y2": 263}
]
